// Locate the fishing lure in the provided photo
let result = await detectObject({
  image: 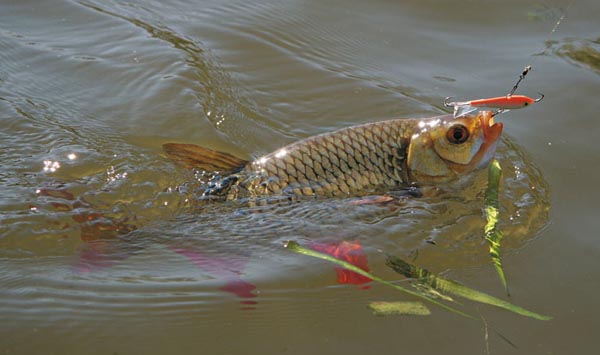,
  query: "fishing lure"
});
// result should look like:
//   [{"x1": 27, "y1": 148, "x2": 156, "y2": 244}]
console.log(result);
[
  {"x1": 444, "y1": 94, "x2": 544, "y2": 110},
  {"x1": 444, "y1": 94, "x2": 544, "y2": 117}
]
